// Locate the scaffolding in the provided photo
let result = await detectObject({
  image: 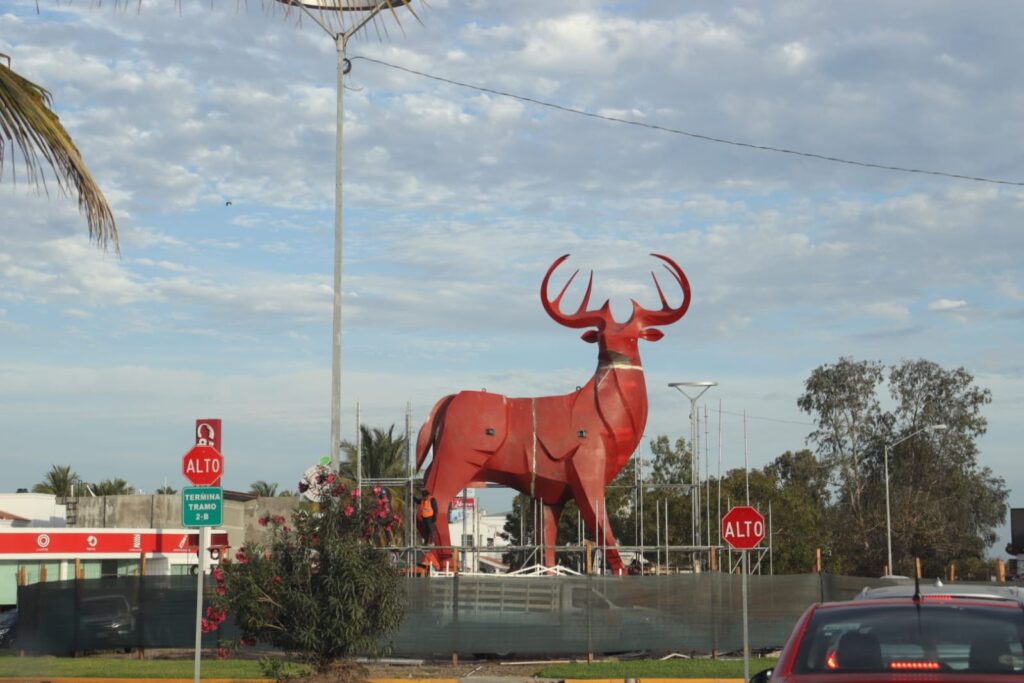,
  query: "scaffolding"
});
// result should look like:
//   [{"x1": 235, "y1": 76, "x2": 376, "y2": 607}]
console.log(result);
[{"x1": 344, "y1": 402, "x2": 775, "y2": 577}]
